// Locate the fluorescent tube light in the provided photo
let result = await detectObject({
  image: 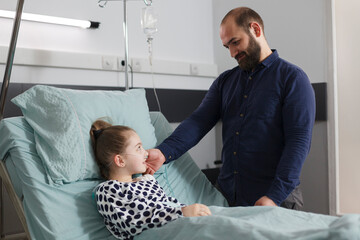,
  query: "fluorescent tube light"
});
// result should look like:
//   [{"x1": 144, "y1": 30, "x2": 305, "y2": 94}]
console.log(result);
[{"x1": 0, "y1": 10, "x2": 99, "y2": 29}]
